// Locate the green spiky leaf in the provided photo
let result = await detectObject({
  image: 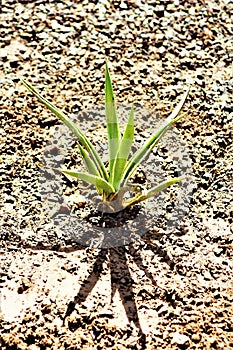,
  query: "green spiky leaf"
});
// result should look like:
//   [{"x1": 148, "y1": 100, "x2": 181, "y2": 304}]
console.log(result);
[
  {"x1": 59, "y1": 169, "x2": 115, "y2": 194},
  {"x1": 124, "y1": 177, "x2": 184, "y2": 208},
  {"x1": 21, "y1": 79, "x2": 109, "y2": 181},
  {"x1": 105, "y1": 62, "x2": 121, "y2": 176},
  {"x1": 121, "y1": 87, "x2": 190, "y2": 186},
  {"x1": 111, "y1": 103, "x2": 134, "y2": 190}
]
